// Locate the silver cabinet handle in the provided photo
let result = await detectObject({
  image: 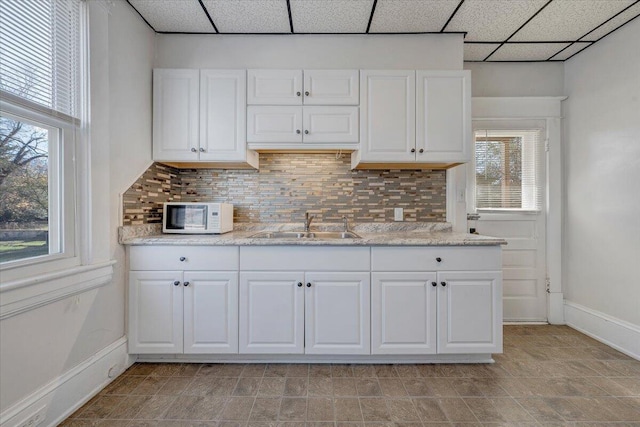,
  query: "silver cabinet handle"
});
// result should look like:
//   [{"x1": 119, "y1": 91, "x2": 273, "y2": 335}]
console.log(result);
[
  {"x1": 179, "y1": 257, "x2": 186, "y2": 262},
  {"x1": 296, "y1": 91, "x2": 301, "y2": 96},
  {"x1": 191, "y1": 147, "x2": 197, "y2": 152},
  {"x1": 173, "y1": 281, "x2": 180, "y2": 286},
  {"x1": 419, "y1": 149, "x2": 424, "y2": 154},
  {"x1": 304, "y1": 130, "x2": 309, "y2": 135},
  {"x1": 305, "y1": 91, "x2": 309, "y2": 96},
  {"x1": 199, "y1": 147, "x2": 205, "y2": 152},
  {"x1": 296, "y1": 130, "x2": 301, "y2": 134},
  {"x1": 183, "y1": 281, "x2": 190, "y2": 287}
]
